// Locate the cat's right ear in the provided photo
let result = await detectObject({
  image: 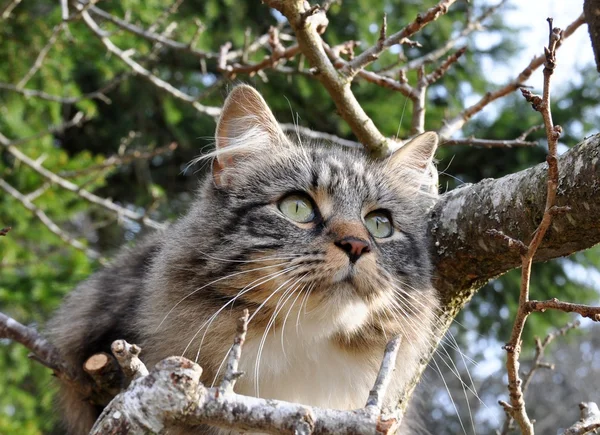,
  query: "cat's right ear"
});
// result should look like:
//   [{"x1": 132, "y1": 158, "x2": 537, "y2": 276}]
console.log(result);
[{"x1": 213, "y1": 85, "x2": 285, "y2": 185}]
